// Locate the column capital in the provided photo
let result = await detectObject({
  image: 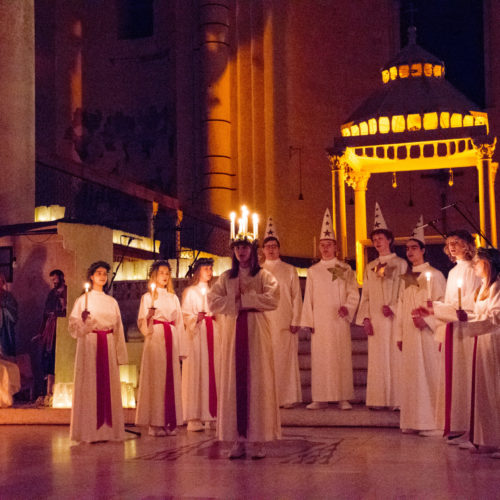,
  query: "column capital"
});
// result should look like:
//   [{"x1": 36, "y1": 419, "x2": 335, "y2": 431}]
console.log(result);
[
  {"x1": 472, "y1": 135, "x2": 497, "y2": 160},
  {"x1": 346, "y1": 169, "x2": 370, "y2": 191},
  {"x1": 491, "y1": 161, "x2": 499, "y2": 178}
]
